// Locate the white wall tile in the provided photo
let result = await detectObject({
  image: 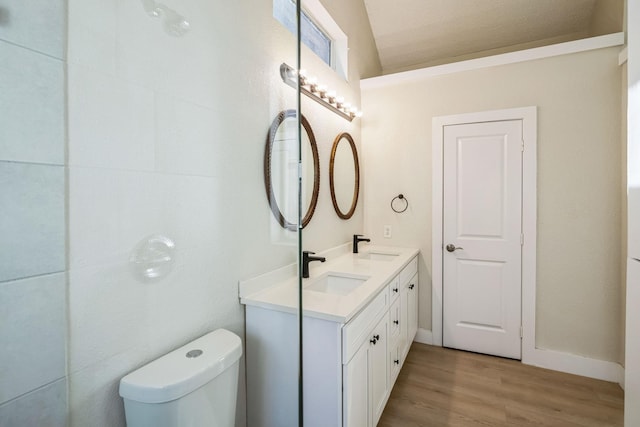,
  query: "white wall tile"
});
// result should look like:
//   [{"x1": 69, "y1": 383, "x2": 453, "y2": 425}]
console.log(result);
[
  {"x1": 0, "y1": 162, "x2": 65, "y2": 282},
  {"x1": 113, "y1": 0, "x2": 241, "y2": 109},
  {"x1": 68, "y1": 0, "x2": 116, "y2": 73},
  {"x1": 0, "y1": 41, "x2": 64, "y2": 165},
  {"x1": 68, "y1": 167, "x2": 163, "y2": 271},
  {"x1": 0, "y1": 0, "x2": 65, "y2": 58},
  {"x1": 0, "y1": 273, "x2": 66, "y2": 404},
  {"x1": 68, "y1": 166, "x2": 232, "y2": 370},
  {"x1": 68, "y1": 259, "x2": 154, "y2": 373},
  {"x1": 0, "y1": 378, "x2": 67, "y2": 427},
  {"x1": 69, "y1": 354, "x2": 135, "y2": 427},
  {"x1": 67, "y1": 65, "x2": 155, "y2": 171},
  {"x1": 154, "y1": 94, "x2": 226, "y2": 177}
]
